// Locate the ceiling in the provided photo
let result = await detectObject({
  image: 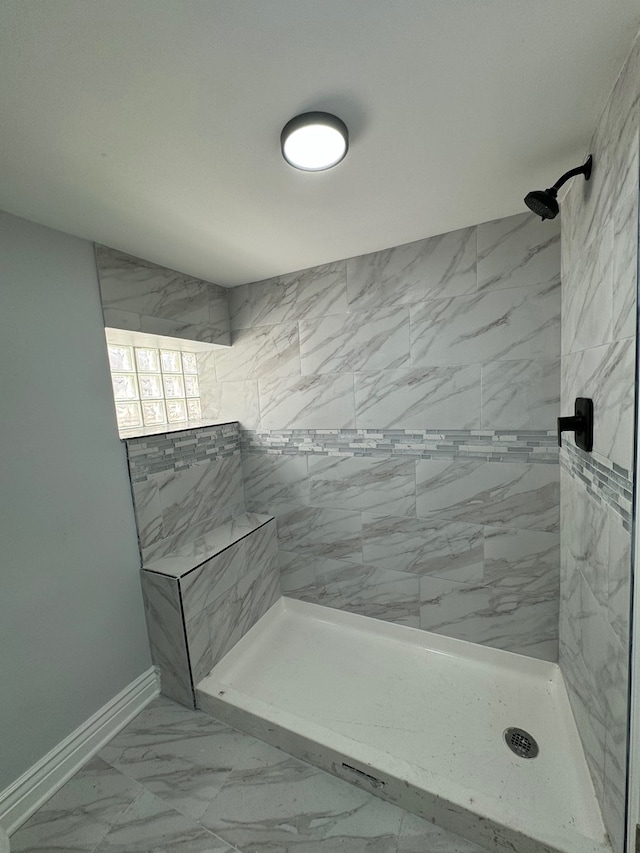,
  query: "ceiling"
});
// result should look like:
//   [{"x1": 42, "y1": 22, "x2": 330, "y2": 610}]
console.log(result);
[{"x1": 0, "y1": 1, "x2": 638, "y2": 287}]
